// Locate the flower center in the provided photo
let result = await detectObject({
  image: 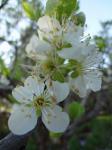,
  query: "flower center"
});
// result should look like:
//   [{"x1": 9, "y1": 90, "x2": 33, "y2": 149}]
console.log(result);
[{"x1": 34, "y1": 96, "x2": 45, "y2": 107}]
